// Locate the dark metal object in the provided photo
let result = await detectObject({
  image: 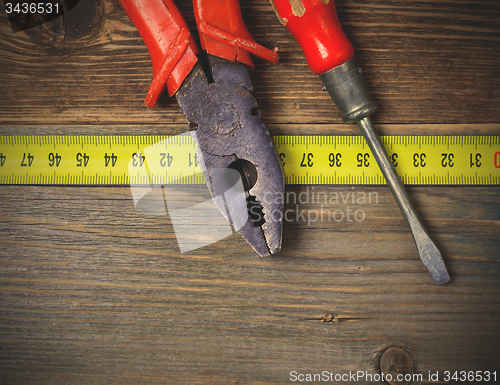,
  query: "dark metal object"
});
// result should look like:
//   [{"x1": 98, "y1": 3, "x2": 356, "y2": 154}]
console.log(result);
[
  {"x1": 358, "y1": 117, "x2": 450, "y2": 285},
  {"x1": 320, "y1": 59, "x2": 377, "y2": 124},
  {"x1": 321, "y1": 59, "x2": 450, "y2": 285},
  {"x1": 176, "y1": 55, "x2": 284, "y2": 256}
]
